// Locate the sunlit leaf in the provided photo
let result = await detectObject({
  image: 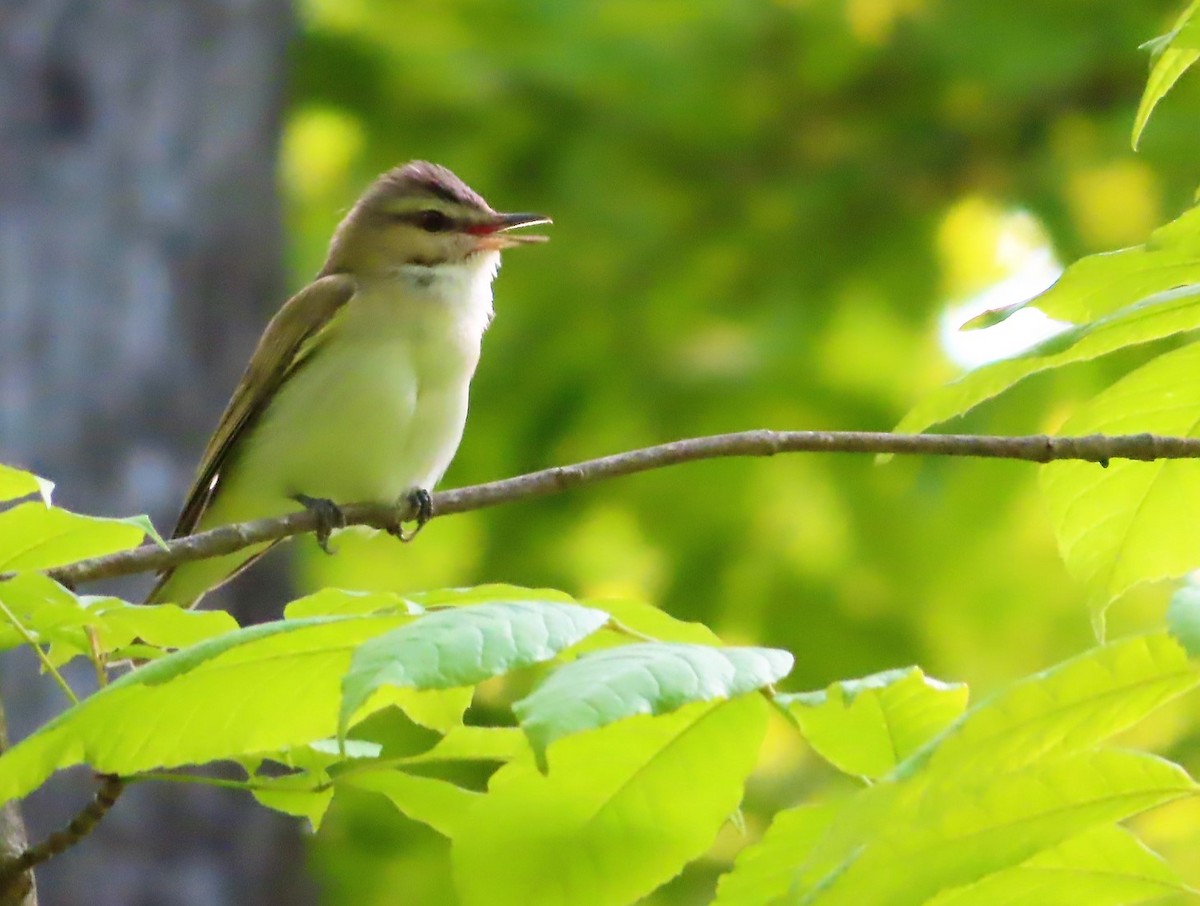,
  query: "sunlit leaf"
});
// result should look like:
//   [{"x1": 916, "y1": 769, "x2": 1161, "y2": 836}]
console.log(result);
[
  {"x1": 926, "y1": 824, "x2": 1193, "y2": 906},
  {"x1": 1168, "y1": 581, "x2": 1200, "y2": 657},
  {"x1": 712, "y1": 803, "x2": 841, "y2": 906},
  {"x1": 84, "y1": 597, "x2": 238, "y2": 658},
  {"x1": 916, "y1": 633, "x2": 1199, "y2": 782},
  {"x1": 275, "y1": 737, "x2": 383, "y2": 771},
  {"x1": 514, "y1": 642, "x2": 792, "y2": 760},
  {"x1": 775, "y1": 634, "x2": 1200, "y2": 902},
  {"x1": 338, "y1": 600, "x2": 610, "y2": 738},
  {"x1": 342, "y1": 770, "x2": 480, "y2": 838},
  {"x1": 1133, "y1": 0, "x2": 1200, "y2": 148},
  {"x1": 396, "y1": 726, "x2": 528, "y2": 765},
  {"x1": 405, "y1": 584, "x2": 577, "y2": 609},
  {"x1": 896, "y1": 284, "x2": 1200, "y2": 435},
  {"x1": 0, "y1": 502, "x2": 152, "y2": 570},
  {"x1": 0, "y1": 573, "x2": 93, "y2": 652},
  {"x1": 452, "y1": 696, "x2": 769, "y2": 906},
  {"x1": 252, "y1": 775, "x2": 335, "y2": 831},
  {"x1": 778, "y1": 667, "x2": 968, "y2": 778},
  {"x1": 1040, "y1": 341, "x2": 1200, "y2": 622},
  {"x1": 796, "y1": 749, "x2": 1194, "y2": 905},
  {"x1": 283, "y1": 587, "x2": 424, "y2": 618},
  {"x1": 0, "y1": 614, "x2": 410, "y2": 805},
  {"x1": 249, "y1": 739, "x2": 383, "y2": 830},
  {"x1": 352, "y1": 684, "x2": 473, "y2": 734},
  {"x1": 0, "y1": 464, "x2": 53, "y2": 505}
]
